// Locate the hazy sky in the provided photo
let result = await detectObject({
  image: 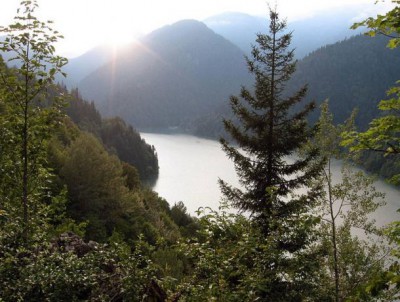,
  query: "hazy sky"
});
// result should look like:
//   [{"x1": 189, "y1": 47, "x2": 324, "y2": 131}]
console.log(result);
[{"x1": 0, "y1": 0, "x2": 393, "y2": 57}]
